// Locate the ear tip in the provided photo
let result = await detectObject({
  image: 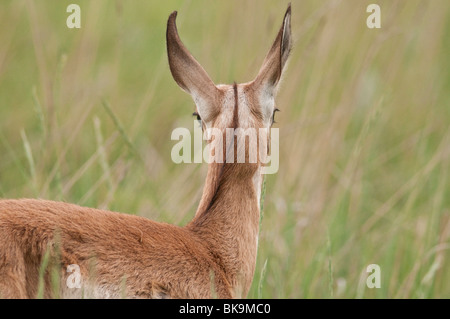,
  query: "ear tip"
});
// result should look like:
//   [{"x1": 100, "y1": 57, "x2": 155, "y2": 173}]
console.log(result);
[
  {"x1": 168, "y1": 11, "x2": 178, "y2": 23},
  {"x1": 285, "y1": 3, "x2": 292, "y2": 17},
  {"x1": 167, "y1": 11, "x2": 179, "y2": 38}
]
